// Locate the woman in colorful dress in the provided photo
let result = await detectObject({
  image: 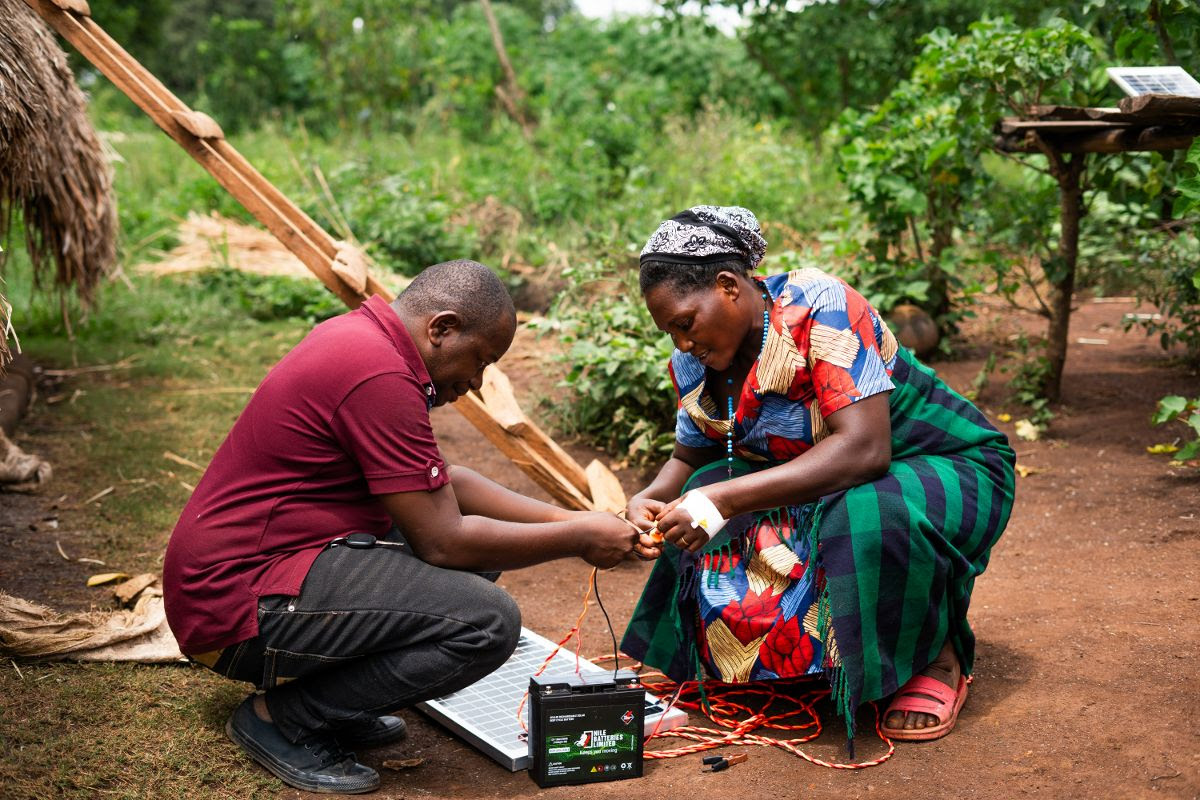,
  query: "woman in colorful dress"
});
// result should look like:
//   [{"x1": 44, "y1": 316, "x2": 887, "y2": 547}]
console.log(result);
[{"x1": 620, "y1": 206, "x2": 1016, "y2": 742}]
